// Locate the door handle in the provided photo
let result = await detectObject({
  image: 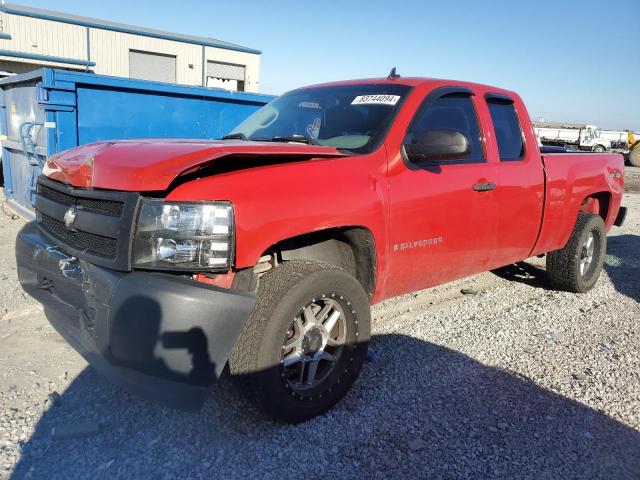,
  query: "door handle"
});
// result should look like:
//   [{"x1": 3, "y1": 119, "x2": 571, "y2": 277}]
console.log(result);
[{"x1": 472, "y1": 182, "x2": 496, "y2": 192}]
